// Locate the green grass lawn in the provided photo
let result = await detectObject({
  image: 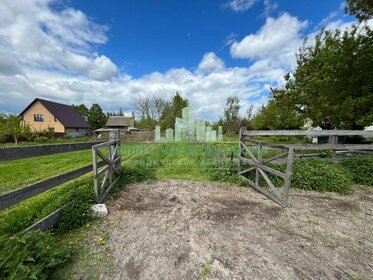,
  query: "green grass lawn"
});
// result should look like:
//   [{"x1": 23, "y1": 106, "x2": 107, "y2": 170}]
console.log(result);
[{"x1": 0, "y1": 149, "x2": 93, "y2": 194}]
